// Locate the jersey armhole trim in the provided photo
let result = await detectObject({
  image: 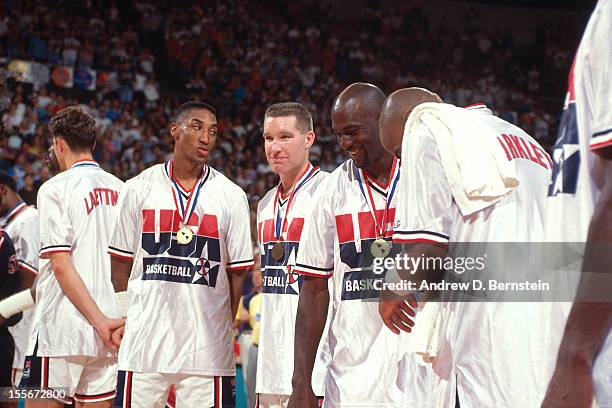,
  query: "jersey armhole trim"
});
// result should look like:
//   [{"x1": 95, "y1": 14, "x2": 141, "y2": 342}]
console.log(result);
[{"x1": 17, "y1": 259, "x2": 38, "y2": 275}]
